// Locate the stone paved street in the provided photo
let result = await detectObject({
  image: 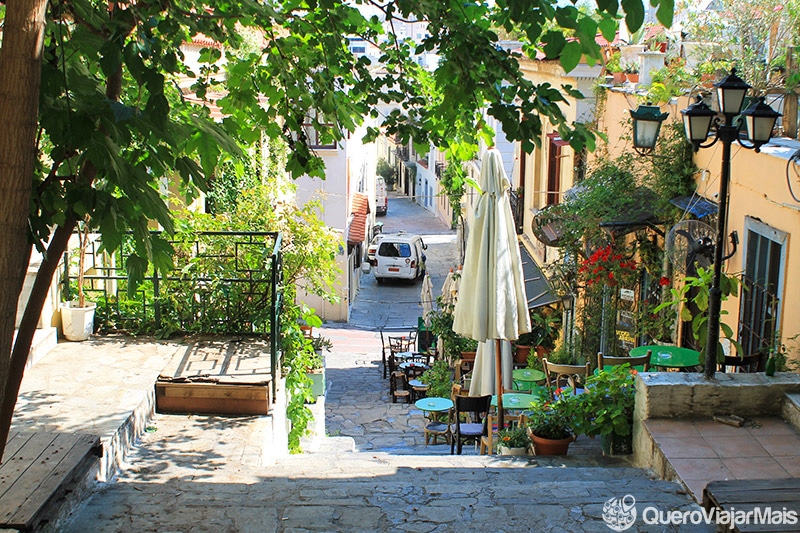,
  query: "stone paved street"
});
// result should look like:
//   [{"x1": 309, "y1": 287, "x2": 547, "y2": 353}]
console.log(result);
[{"x1": 61, "y1": 326, "x2": 710, "y2": 532}]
